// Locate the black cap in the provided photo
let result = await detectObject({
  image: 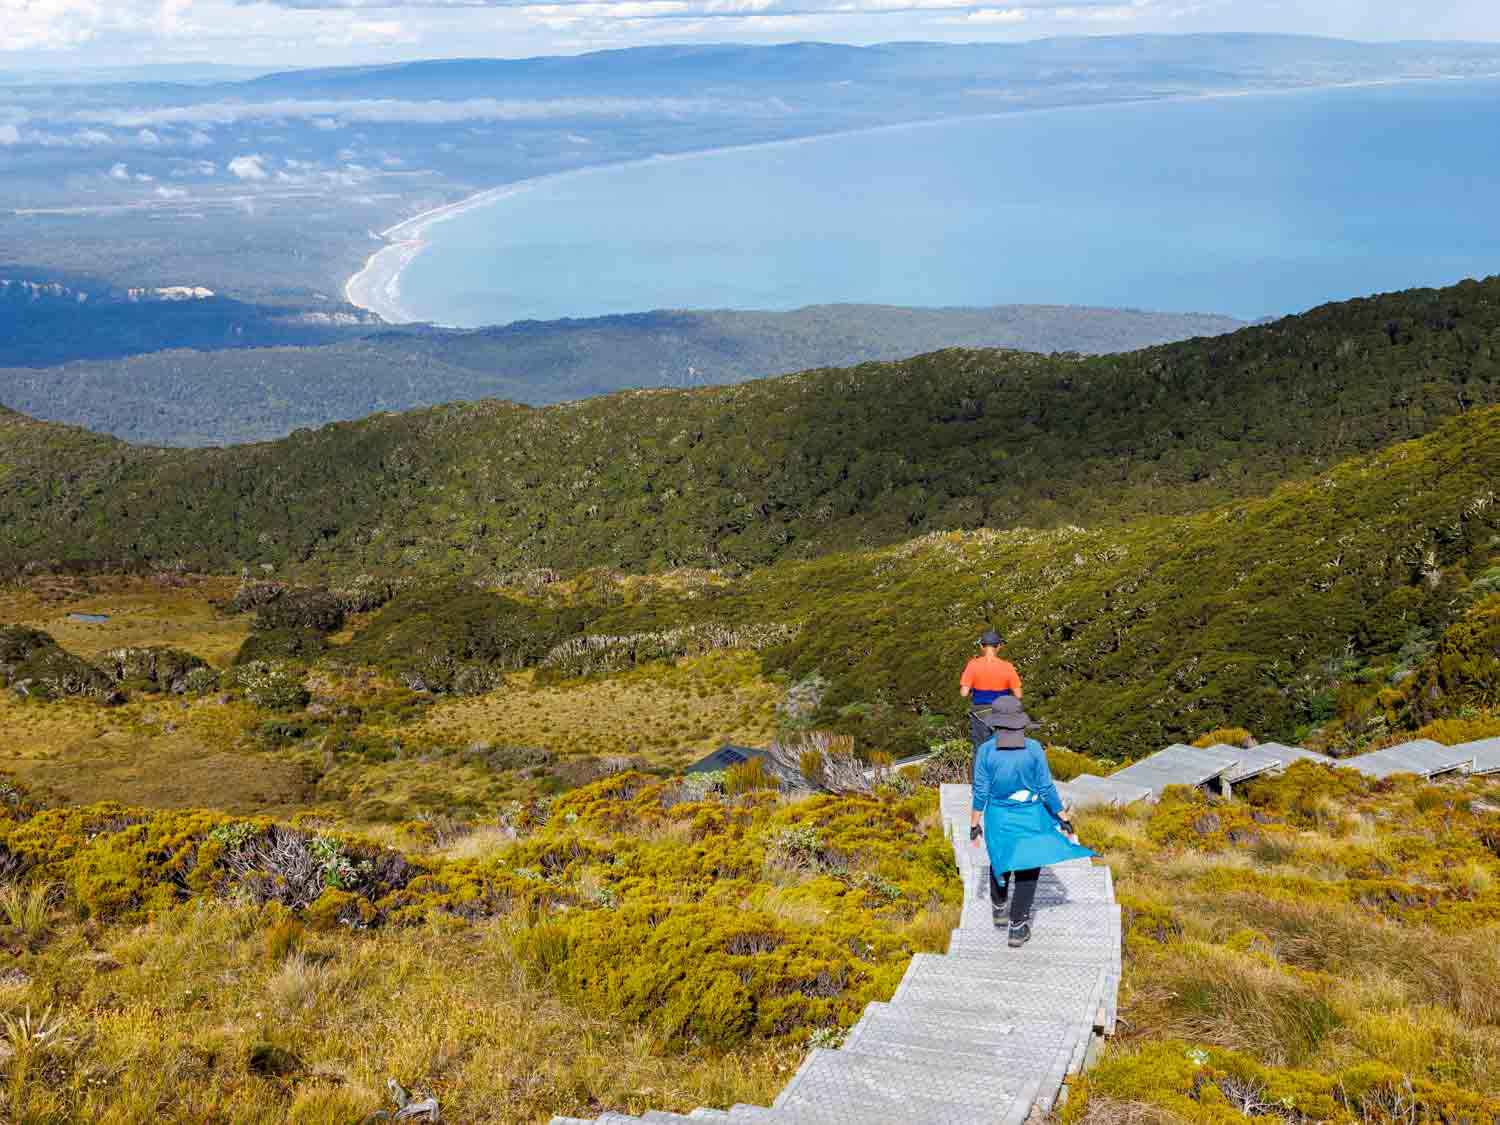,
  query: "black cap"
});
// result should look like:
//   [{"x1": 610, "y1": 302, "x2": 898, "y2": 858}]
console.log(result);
[{"x1": 978, "y1": 630, "x2": 1003, "y2": 646}]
